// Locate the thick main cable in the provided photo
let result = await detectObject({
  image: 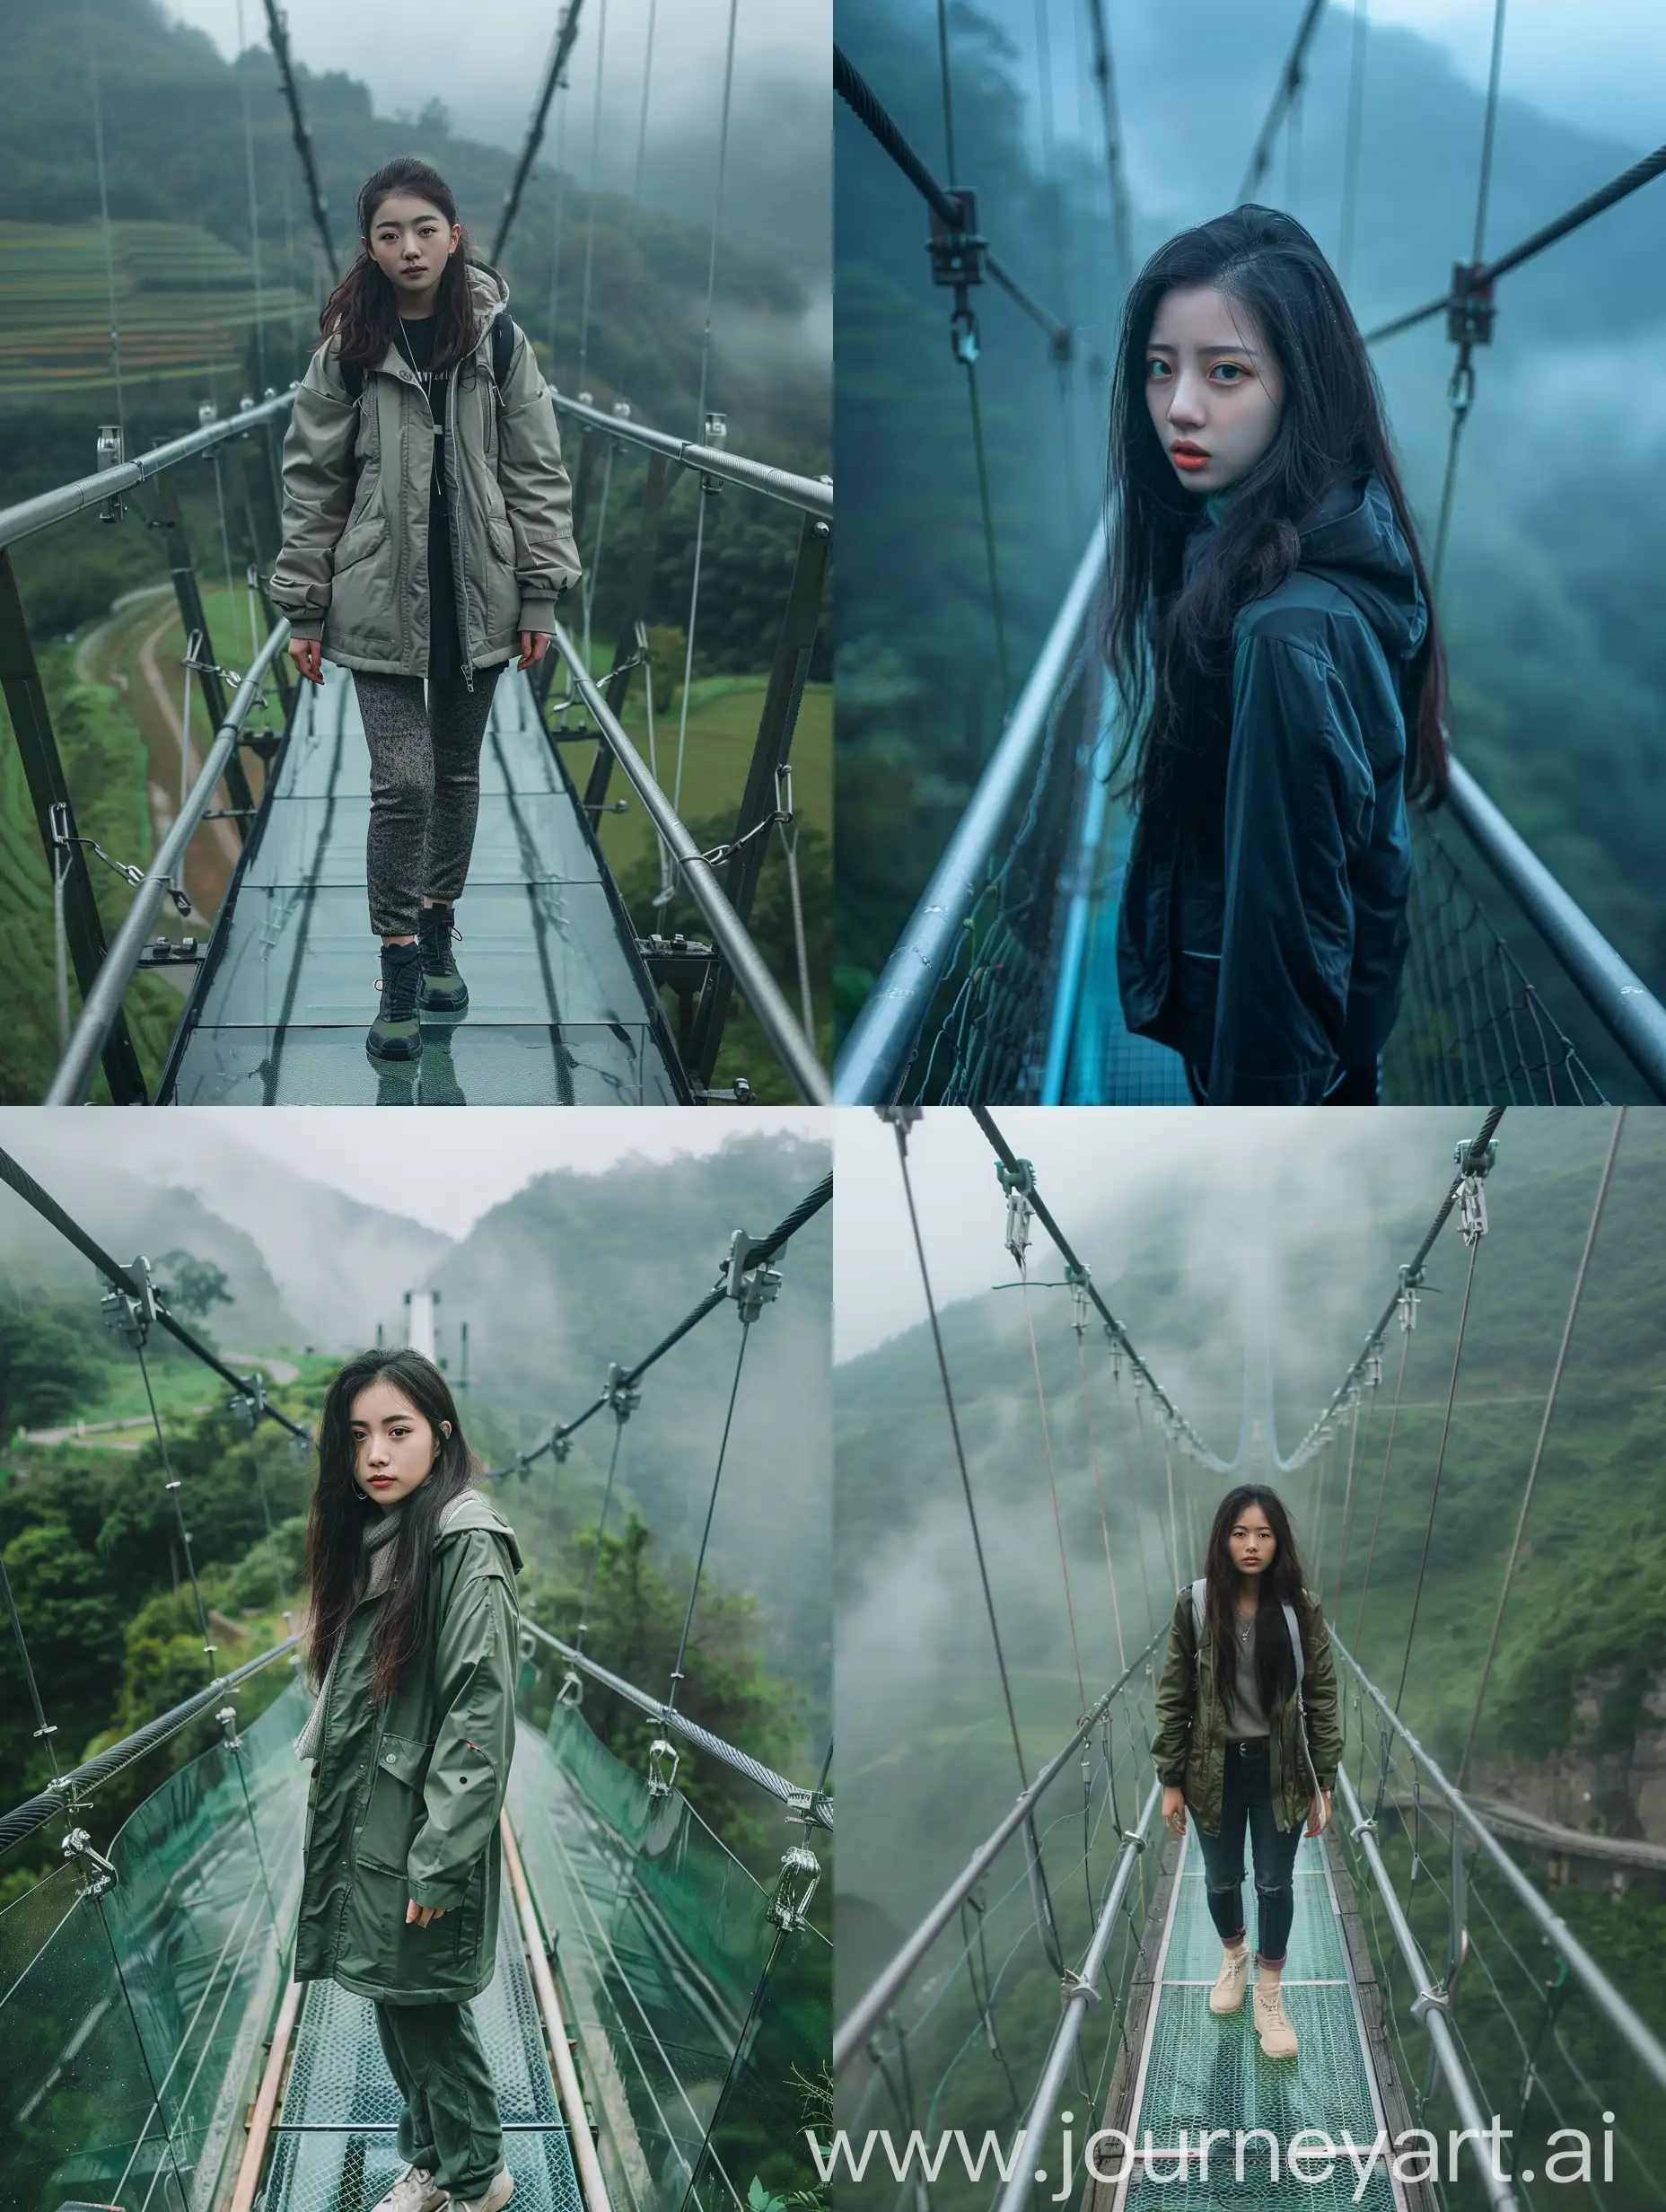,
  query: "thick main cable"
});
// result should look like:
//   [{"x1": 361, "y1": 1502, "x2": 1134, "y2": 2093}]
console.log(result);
[
  {"x1": 1238, "y1": 0, "x2": 1328, "y2": 206},
  {"x1": 1019, "y1": 1262, "x2": 1085, "y2": 1711},
  {"x1": 0, "y1": 1148, "x2": 308, "y2": 1438}
]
